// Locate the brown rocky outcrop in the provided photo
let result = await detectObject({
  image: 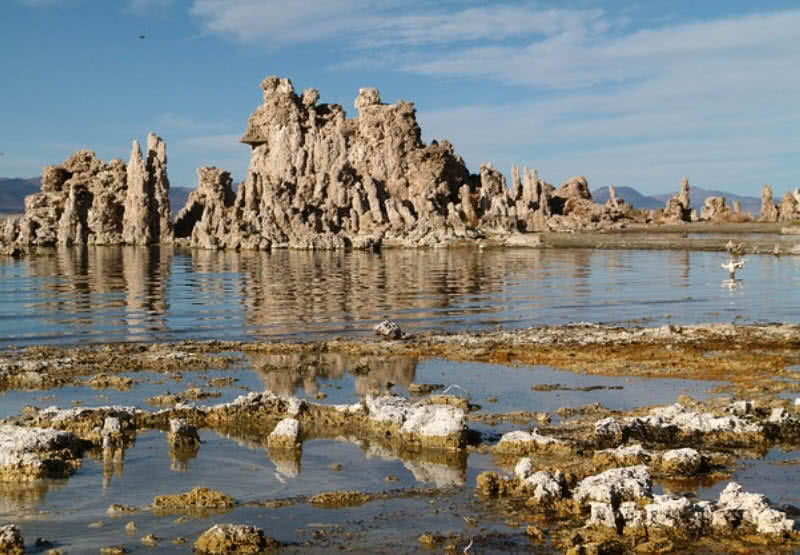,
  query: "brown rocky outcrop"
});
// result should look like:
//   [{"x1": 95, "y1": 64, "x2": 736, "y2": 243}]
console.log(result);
[
  {"x1": 760, "y1": 184, "x2": 779, "y2": 222},
  {"x1": 700, "y1": 196, "x2": 731, "y2": 221},
  {"x1": 122, "y1": 133, "x2": 172, "y2": 245},
  {"x1": 0, "y1": 134, "x2": 173, "y2": 251},
  {"x1": 173, "y1": 167, "x2": 235, "y2": 247},
  {"x1": 778, "y1": 190, "x2": 800, "y2": 223},
  {"x1": 662, "y1": 177, "x2": 692, "y2": 223}
]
